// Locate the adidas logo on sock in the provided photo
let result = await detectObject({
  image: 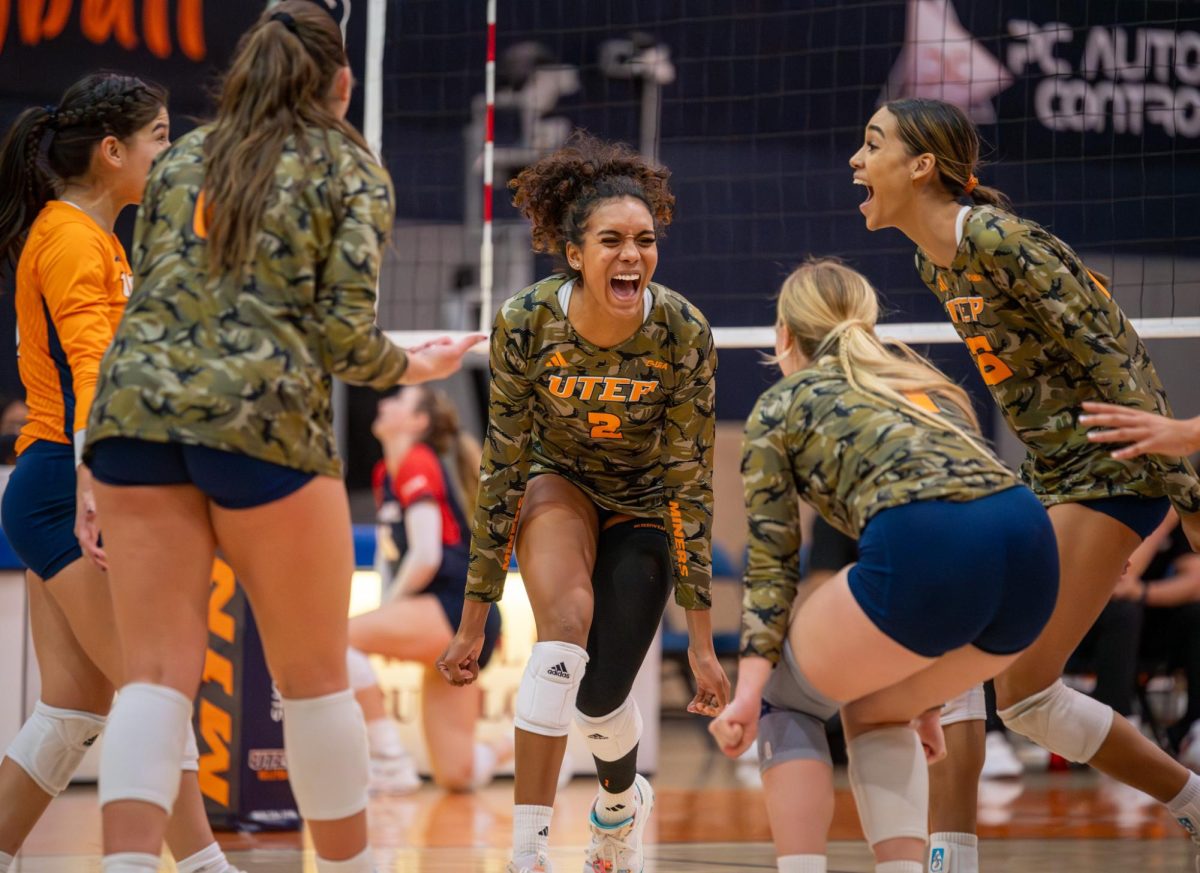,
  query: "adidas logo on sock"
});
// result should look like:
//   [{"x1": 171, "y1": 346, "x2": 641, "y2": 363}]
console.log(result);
[
  {"x1": 547, "y1": 662, "x2": 571, "y2": 679},
  {"x1": 84, "y1": 735, "x2": 99, "y2": 747},
  {"x1": 538, "y1": 826, "x2": 549, "y2": 837},
  {"x1": 605, "y1": 803, "x2": 626, "y2": 812},
  {"x1": 587, "y1": 733, "x2": 607, "y2": 740},
  {"x1": 1180, "y1": 816, "x2": 1198, "y2": 836}
]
